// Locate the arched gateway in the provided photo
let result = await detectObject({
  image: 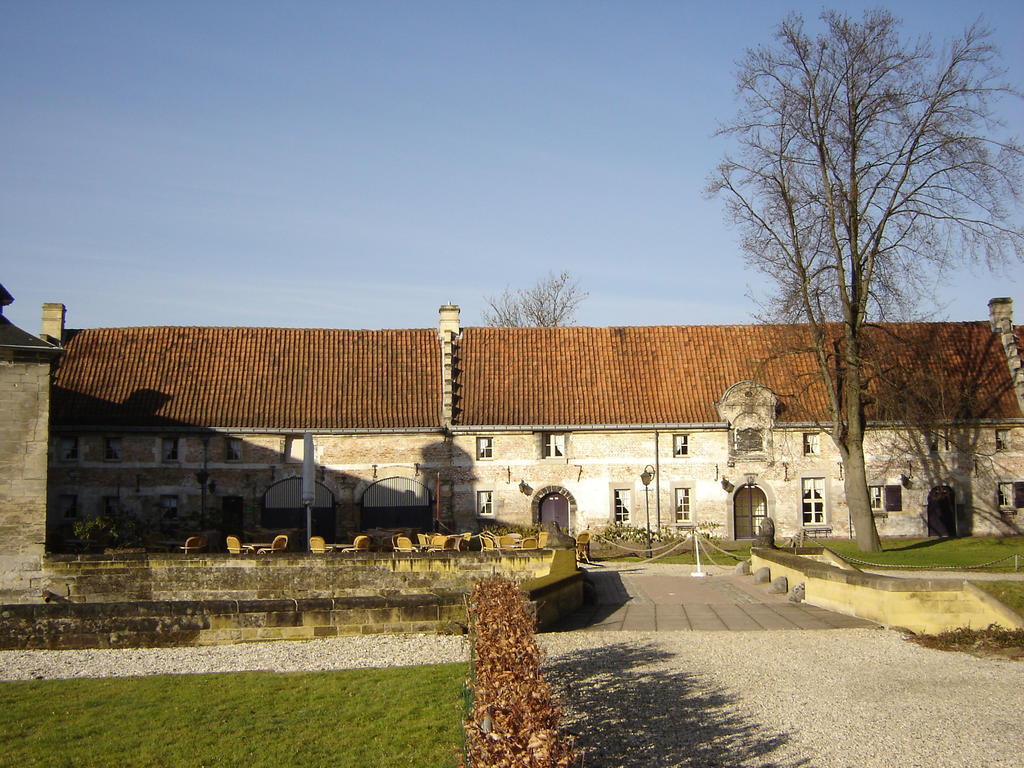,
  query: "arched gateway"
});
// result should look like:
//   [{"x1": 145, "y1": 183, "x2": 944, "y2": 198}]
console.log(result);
[{"x1": 360, "y1": 476, "x2": 433, "y2": 530}]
